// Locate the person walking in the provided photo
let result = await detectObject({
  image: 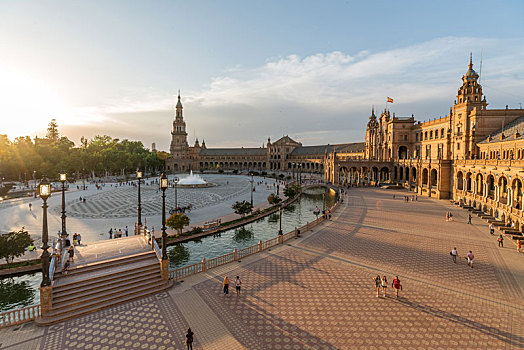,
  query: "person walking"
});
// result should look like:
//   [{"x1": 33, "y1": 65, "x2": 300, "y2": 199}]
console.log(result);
[
  {"x1": 446, "y1": 212, "x2": 450, "y2": 222},
  {"x1": 498, "y1": 234, "x2": 504, "y2": 248},
  {"x1": 125, "y1": 226, "x2": 129, "y2": 237},
  {"x1": 235, "y1": 276, "x2": 242, "y2": 296},
  {"x1": 223, "y1": 276, "x2": 229, "y2": 295},
  {"x1": 392, "y1": 276, "x2": 402, "y2": 298},
  {"x1": 109, "y1": 228, "x2": 113, "y2": 239},
  {"x1": 374, "y1": 275, "x2": 381, "y2": 297},
  {"x1": 468, "y1": 214, "x2": 472, "y2": 224},
  {"x1": 381, "y1": 276, "x2": 388, "y2": 297},
  {"x1": 517, "y1": 239, "x2": 522, "y2": 253},
  {"x1": 489, "y1": 223, "x2": 494, "y2": 235},
  {"x1": 77, "y1": 233, "x2": 81, "y2": 245},
  {"x1": 185, "y1": 328, "x2": 194, "y2": 350},
  {"x1": 450, "y1": 247, "x2": 457, "y2": 263},
  {"x1": 466, "y1": 251, "x2": 474, "y2": 268},
  {"x1": 68, "y1": 245, "x2": 75, "y2": 262}
]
